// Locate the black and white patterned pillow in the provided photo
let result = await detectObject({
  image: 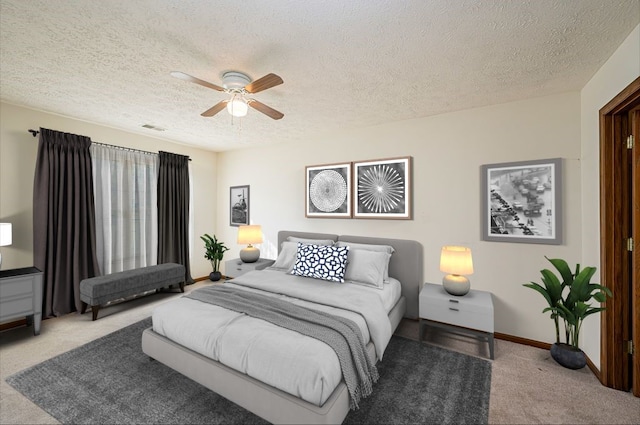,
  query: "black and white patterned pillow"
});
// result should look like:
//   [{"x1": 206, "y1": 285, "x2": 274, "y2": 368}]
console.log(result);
[{"x1": 291, "y1": 243, "x2": 349, "y2": 283}]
